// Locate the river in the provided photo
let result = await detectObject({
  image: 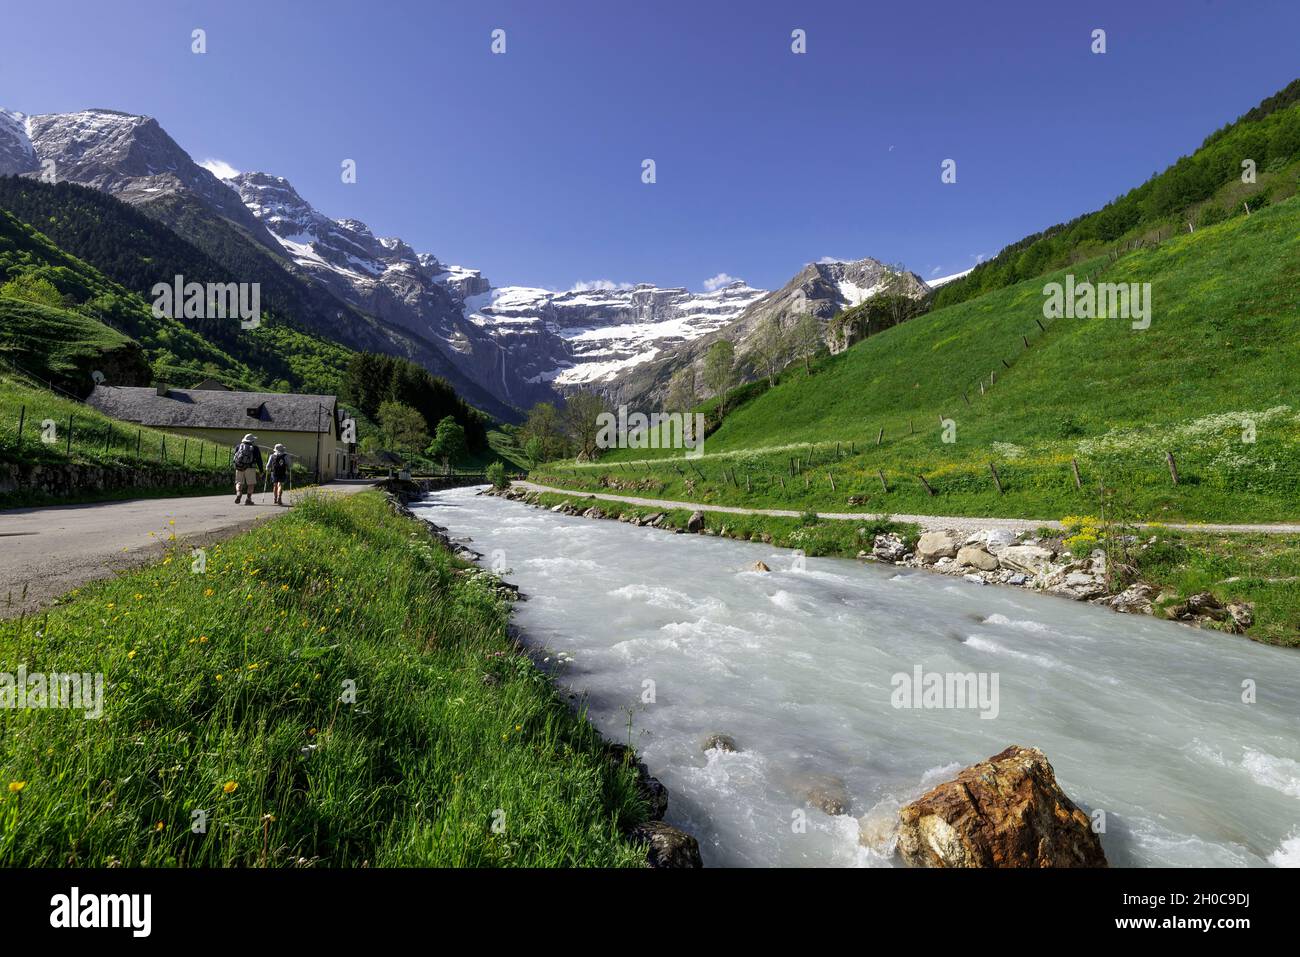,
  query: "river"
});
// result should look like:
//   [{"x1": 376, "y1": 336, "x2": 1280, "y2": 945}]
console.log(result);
[{"x1": 413, "y1": 487, "x2": 1300, "y2": 868}]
